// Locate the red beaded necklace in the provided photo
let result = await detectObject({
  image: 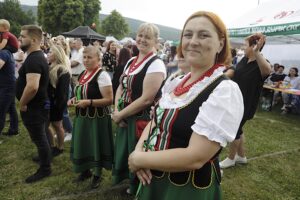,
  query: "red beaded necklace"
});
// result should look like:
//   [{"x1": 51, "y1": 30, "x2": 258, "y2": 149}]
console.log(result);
[
  {"x1": 128, "y1": 52, "x2": 154, "y2": 74},
  {"x1": 79, "y1": 66, "x2": 100, "y2": 84},
  {"x1": 173, "y1": 64, "x2": 222, "y2": 96}
]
